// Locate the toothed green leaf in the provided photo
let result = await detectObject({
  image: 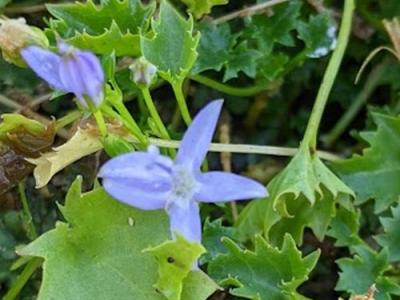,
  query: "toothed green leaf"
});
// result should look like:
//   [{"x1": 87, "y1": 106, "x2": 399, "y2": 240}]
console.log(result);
[
  {"x1": 237, "y1": 147, "x2": 354, "y2": 245},
  {"x1": 336, "y1": 246, "x2": 400, "y2": 300},
  {"x1": 18, "y1": 178, "x2": 214, "y2": 300},
  {"x1": 47, "y1": 0, "x2": 154, "y2": 56},
  {"x1": 191, "y1": 23, "x2": 236, "y2": 74},
  {"x1": 141, "y1": 0, "x2": 200, "y2": 83},
  {"x1": 376, "y1": 205, "x2": 400, "y2": 262},
  {"x1": 208, "y1": 234, "x2": 320, "y2": 300},
  {"x1": 297, "y1": 14, "x2": 337, "y2": 58},
  {"x1": 223, "y1": 41, "x2": 262, "y2": 82},
  {"x1": 333, "y1": 112, "x2": 400, "y2": 213},
  {"x1": 145, "y1": 235, "x2": 217, "y2": 300}
]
